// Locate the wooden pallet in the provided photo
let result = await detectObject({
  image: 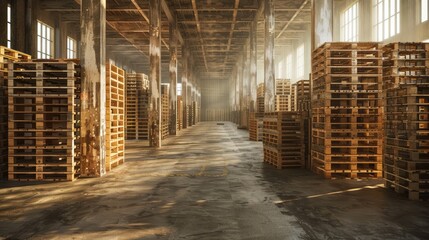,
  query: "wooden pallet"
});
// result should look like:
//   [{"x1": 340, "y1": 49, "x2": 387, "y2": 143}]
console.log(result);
[
  {"x1": 177, "y1": 96, "x2": 183, "y2": 131},
  {"x1": 256, "y1": 96, "x2": 264, "y2": 113},
  {"x1": 262, "y1": 111, "x2": 304, "y2": 169},
  {"x1": 257, "y1": 83, "x2": 264, "y2": 98},
  {"x1": 249, "y1": 112, "x2": 263, "y2": 141},
  {"x1": 383, "y1": 42, "x2": 429, "y2": 200},
  {"x1": 275, "y1": 95, "x2": 291, "y2": 112},
  {"x1": 311, "y1": 42, "x2": 383, "y2": 179},
  {"x1": 161, "y1": 84, "x2": 169, "y2": 139},
  {"x1": 125, "y1": 73, "x2": 149, "y2": 140},
  {"x1": 7, "y1": 59, "x2": 80, "y2": 181},
  {"x1": 275, "y1": 79, "x2": 291, "y2": 96},
  {"x1": 0, "y1": 46, "x2": 31, "y2": 179},
  {"x1": 106, "y1": 64, "x2": 125, "y2": 172}
]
